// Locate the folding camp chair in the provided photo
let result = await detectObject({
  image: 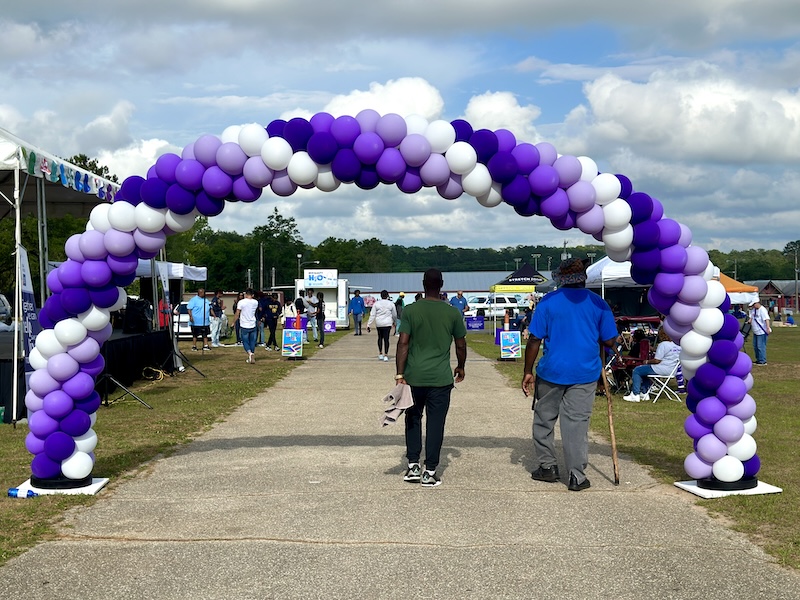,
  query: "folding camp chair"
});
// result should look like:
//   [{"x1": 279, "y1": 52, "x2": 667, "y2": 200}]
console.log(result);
[{"x1": 646, "y1": 362, "x2": 682, "y2": 403}]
